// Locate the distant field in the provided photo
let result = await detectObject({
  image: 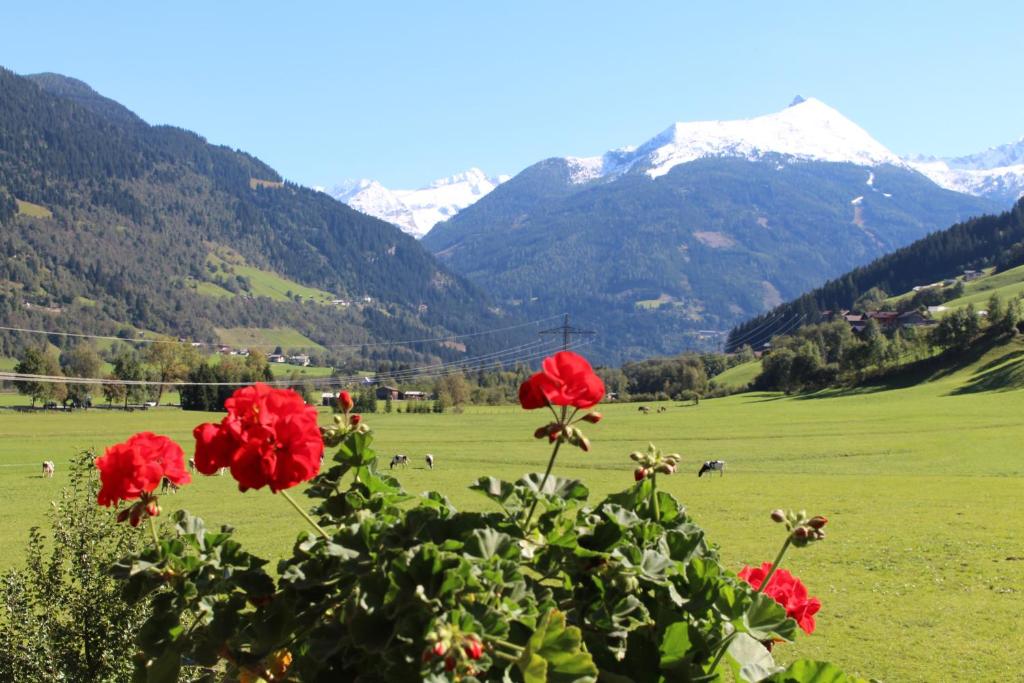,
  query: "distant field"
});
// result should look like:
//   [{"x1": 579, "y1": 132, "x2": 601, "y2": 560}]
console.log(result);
[
  {"x1": 1, "y1": 340, "x2": 1022, "y2": 680},
  {"x1": 267, "y1": 362, "x2": 334, "y2": 378},
  {"x1": 15, "y1": 198, "x2": 53, "y2": 218},
  {"x1": 711, "y1": 360, "x2": 760, "y2": 390},
  {"x1": 939, "y1": 263, "x2": 1024, "y2": 314},
  {"x1": 205, "y1": 251, "x2": 337, "y2": 304},
  {"x1": 214, "y1": 326, "x2": 325, "y2": 351}
]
